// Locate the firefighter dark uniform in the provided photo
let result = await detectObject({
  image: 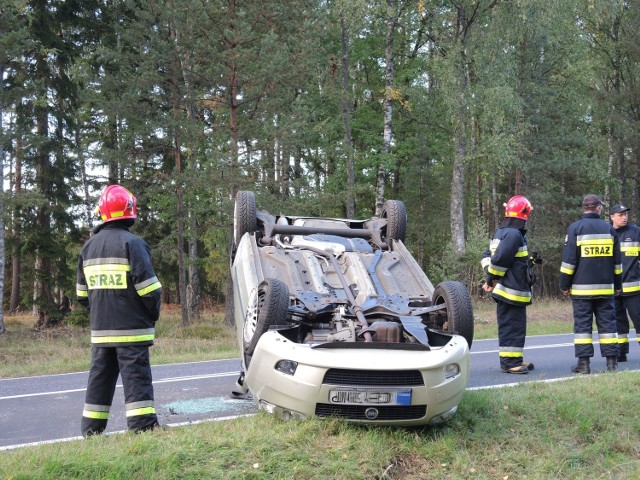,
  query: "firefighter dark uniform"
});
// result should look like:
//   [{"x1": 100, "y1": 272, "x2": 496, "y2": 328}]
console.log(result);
[
  {"x1": 610, "y1": 204, "x2": 640, "y2": 361},
  {"x1": 481, "y1": 196, "x2": 534, "y2": 374},
  {"x1": 76, "y1": 185, "x2": 162, "y2": 435},
  {"x1": 560, "y1": 195, "x2": 621, "y2": 374}
]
